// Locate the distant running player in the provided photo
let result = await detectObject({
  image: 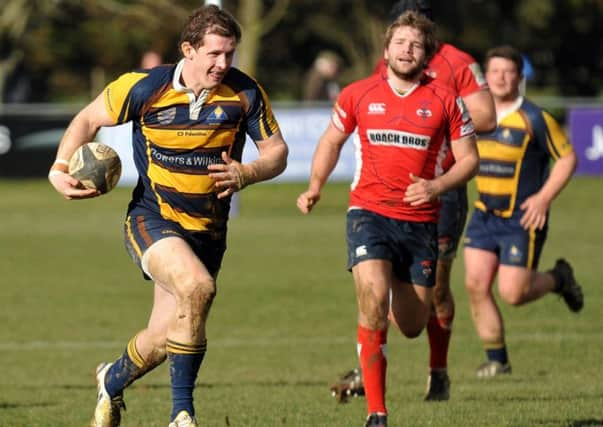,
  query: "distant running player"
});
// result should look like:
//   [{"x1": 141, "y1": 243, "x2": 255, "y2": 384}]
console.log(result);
[{"x1": 464, "y1": 45, "x2": 583, "y2": 378}]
